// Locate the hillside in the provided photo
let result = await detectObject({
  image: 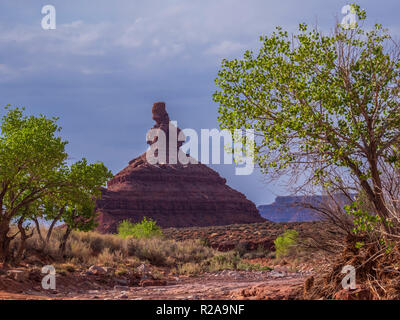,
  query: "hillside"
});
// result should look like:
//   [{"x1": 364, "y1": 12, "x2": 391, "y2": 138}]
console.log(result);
[{"x1": 257, "y1": 195, "x2": 353, "y2": 222}]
